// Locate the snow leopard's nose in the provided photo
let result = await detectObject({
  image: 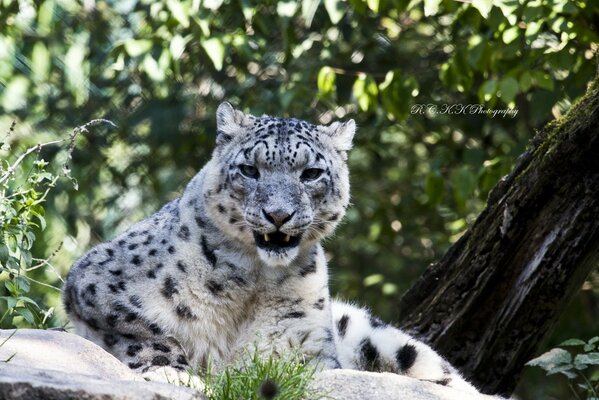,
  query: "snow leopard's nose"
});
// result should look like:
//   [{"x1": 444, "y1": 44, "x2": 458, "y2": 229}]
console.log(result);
[{"x1": 262, "y1": 209, "x2": 295, "y2": 229}]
